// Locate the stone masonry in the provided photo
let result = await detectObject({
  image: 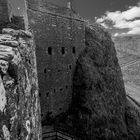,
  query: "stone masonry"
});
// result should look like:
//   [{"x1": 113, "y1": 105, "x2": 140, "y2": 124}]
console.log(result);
[
  {"x1": 0, "y1": 0, "x2": 9, "y2": 31},
  {"x1": 25, "y1": 0, "x2": 86, "y2": 123}
]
